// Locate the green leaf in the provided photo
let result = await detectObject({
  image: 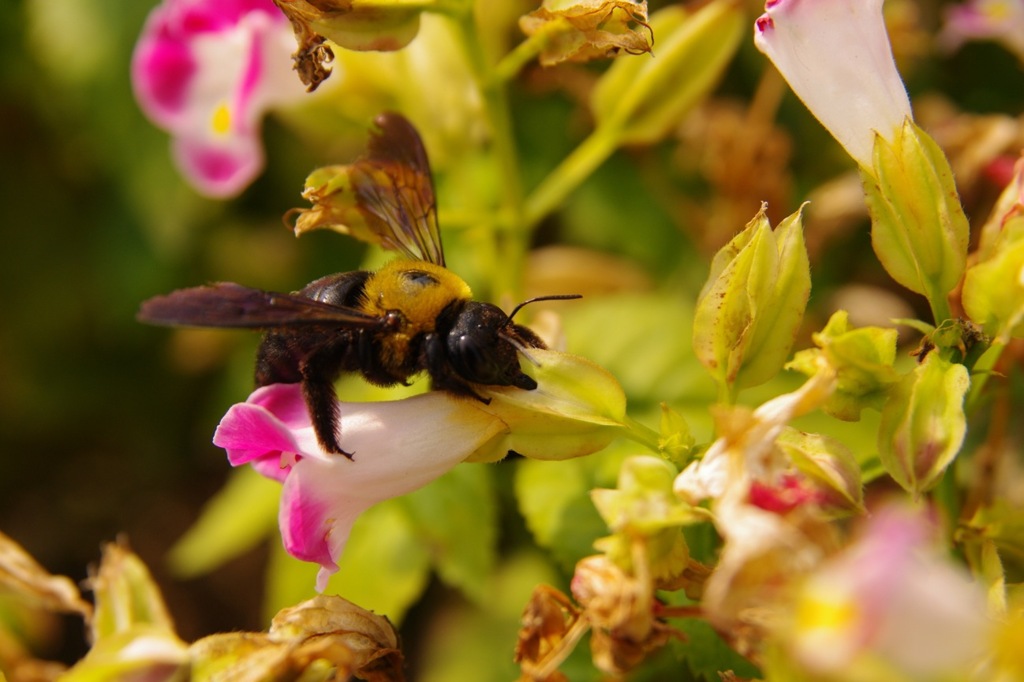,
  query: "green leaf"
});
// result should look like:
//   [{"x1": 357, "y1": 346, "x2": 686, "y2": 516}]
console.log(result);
[
  {"x1": 264, "y1": 542, "x2": 320, "y2": 623},
  {"x1": 562, "y1": 293, "x2": 699, "y2": 405},
  {"x1": 400, "y1": 464, "x2": 498, "y2": 603},
  {"x1": 671, "y1": 612, "x2": 760, "y2": 680},
  {"x1": 169, "y1": 467, "x2": 280, "y2": 578},
  {"x1": 514, "y1": 448, "x2": 629, "y2": 569}
]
